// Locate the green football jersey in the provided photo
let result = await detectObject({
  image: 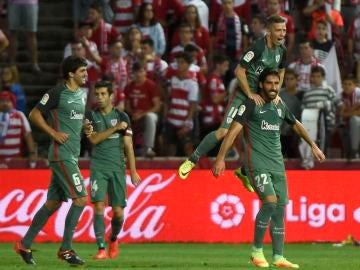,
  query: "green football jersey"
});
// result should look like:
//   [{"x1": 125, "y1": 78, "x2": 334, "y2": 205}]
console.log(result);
[
  {"x1": 36, "y1": 84, "x2": 87, "y2": 162},
  {"x1": 238, "y1": 37, "x2": 286, "y2": 98},
  {"x1": 87, "y1": 108, "x2": 132, "y2": 171},
  {"x1": 234, "y1": 99, "x2": 296, "y2": 171}
]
